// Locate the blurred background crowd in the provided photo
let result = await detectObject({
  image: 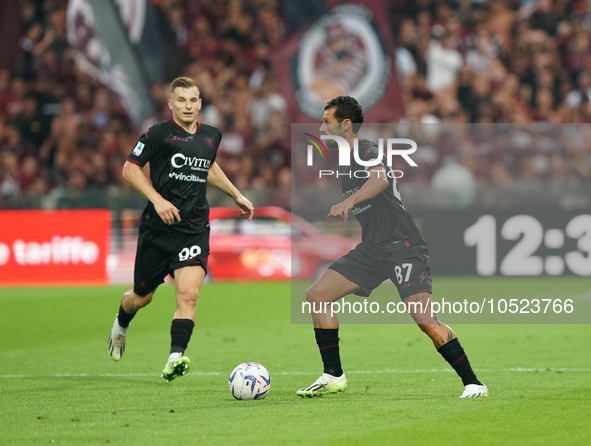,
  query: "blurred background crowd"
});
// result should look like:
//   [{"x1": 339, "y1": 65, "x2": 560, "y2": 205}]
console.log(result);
[{"x1": 1, "y1": 0, "x2": 591, "y2": 212}]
